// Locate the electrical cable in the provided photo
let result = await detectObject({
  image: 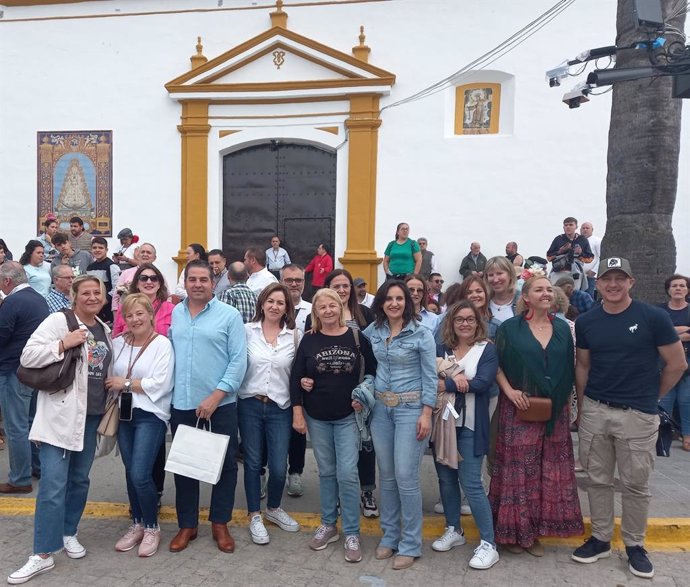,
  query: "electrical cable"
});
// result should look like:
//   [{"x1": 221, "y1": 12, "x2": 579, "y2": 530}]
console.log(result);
[{"x1": 380, "y1": 0, "x2": 577, "y2": 112}]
